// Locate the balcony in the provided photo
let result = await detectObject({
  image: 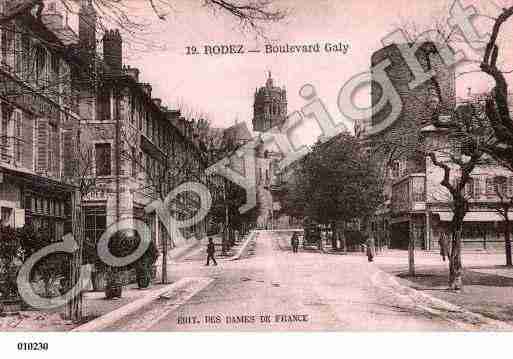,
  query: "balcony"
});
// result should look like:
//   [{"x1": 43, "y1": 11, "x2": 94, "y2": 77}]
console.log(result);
[{"x1": 391, "y1": 173, "x2": 426, "y2": 214}]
